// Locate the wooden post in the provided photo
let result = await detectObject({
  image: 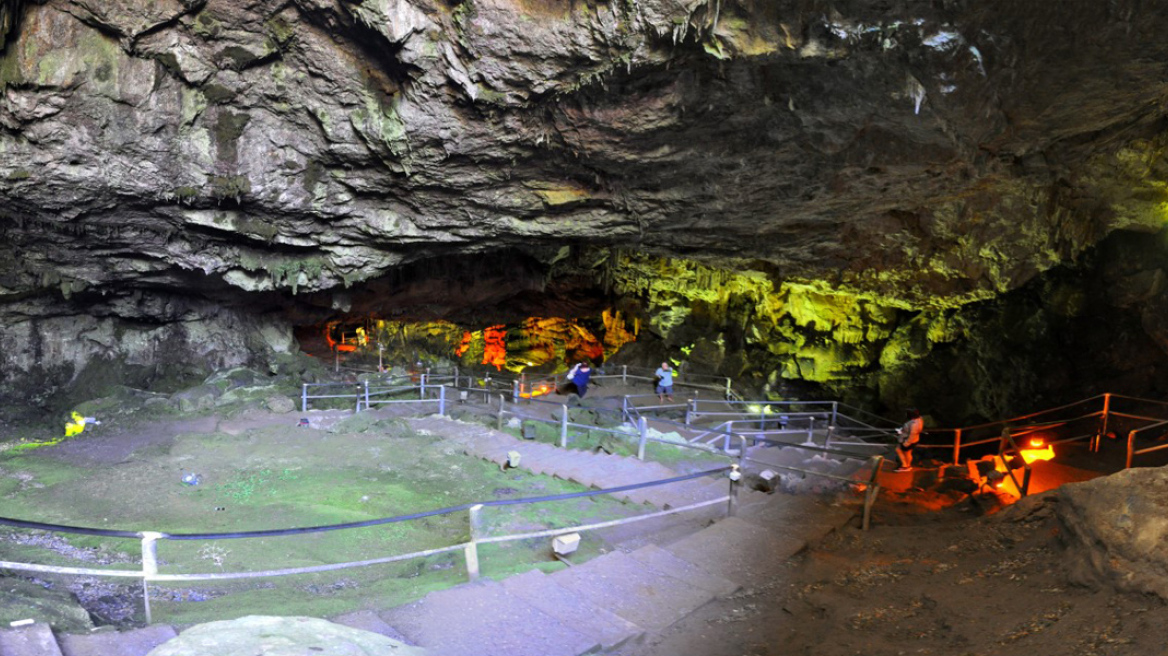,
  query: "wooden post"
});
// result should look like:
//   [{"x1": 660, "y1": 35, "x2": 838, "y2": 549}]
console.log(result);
[
  {"x1": 465, "y1": 504, "x2": 483, "y2": 581},
  {"x1": 637, "y1": 416, "x2": 648, "y2": 461},
  {"x1": 140, "y1": 532, "x2": 162, "y2": 624},
  {"x1": 496, "y1": 395, "x2": 505, "y2": 430},
  {"x1": 953, "y1": 429, "x2": 962, "y2": 466},
  {"x1": 560, "y1": 405, "x2": 569, "y2": 448},
  {"x1": 420, "y1": 374, "x2": 427, "y2": 400},
  {"x1": 728, "y1": 466, "x2": 741, "y2": 517},
  {"x1": 1097, "y1": 393, "x2": 1112, "y2": 453},
  {"x1": 364, "y1": 380, "x2": 370, "y2": 411},
  {"x1": 622, "y1": 365, "x2": 627, "y2": 384}
]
